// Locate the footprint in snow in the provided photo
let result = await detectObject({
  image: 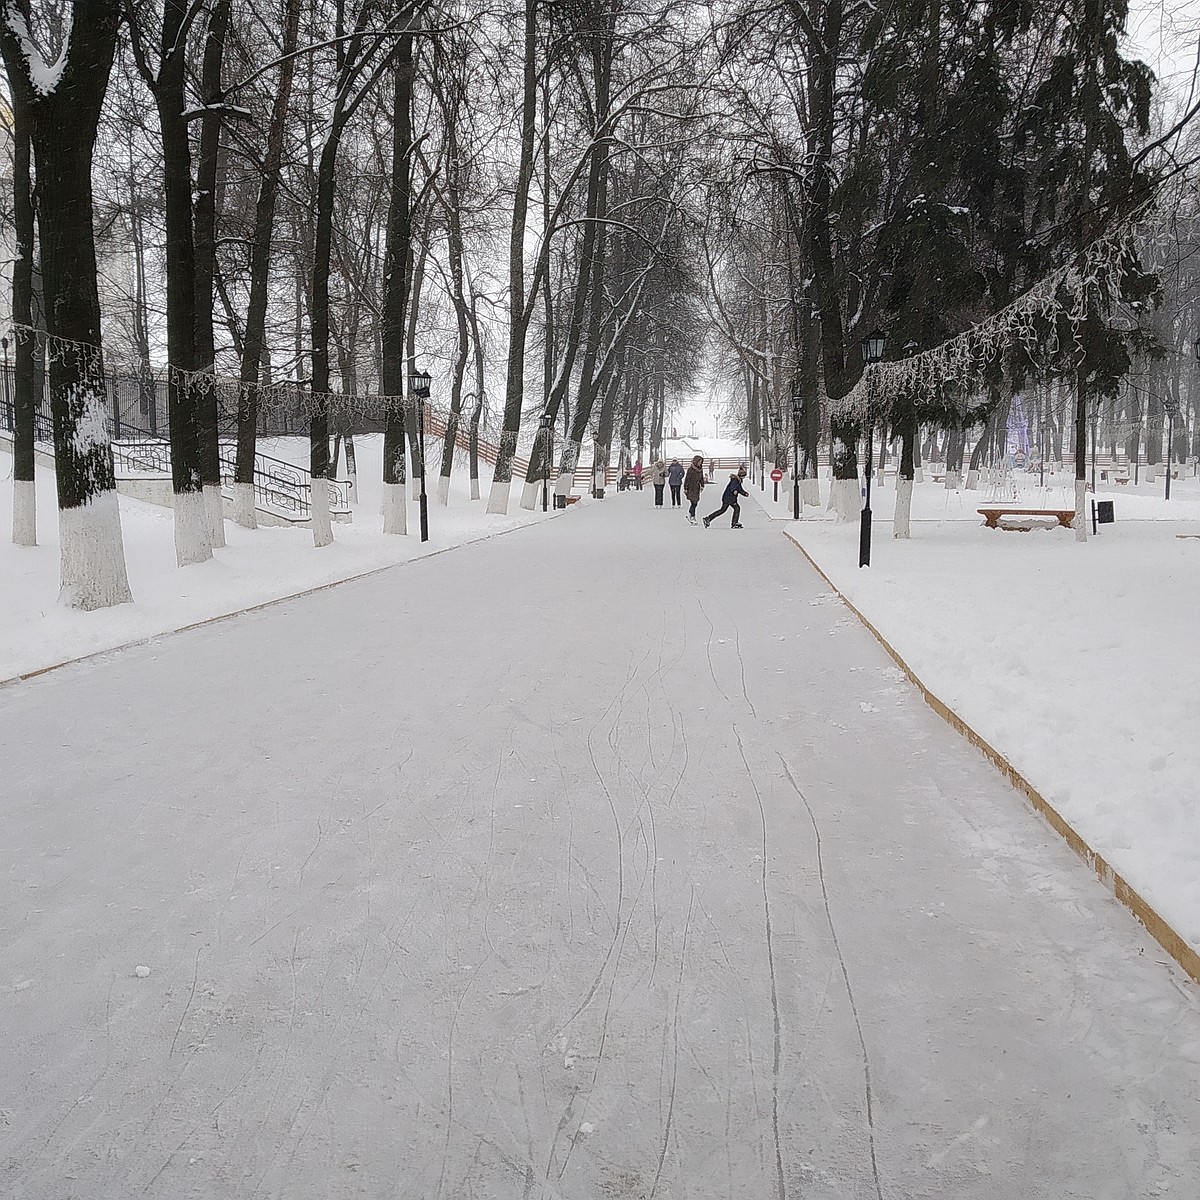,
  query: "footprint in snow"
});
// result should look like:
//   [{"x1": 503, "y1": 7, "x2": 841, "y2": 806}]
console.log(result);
[{"x1": 860, "y1": 702, "x2": 880, "y2": 714}]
